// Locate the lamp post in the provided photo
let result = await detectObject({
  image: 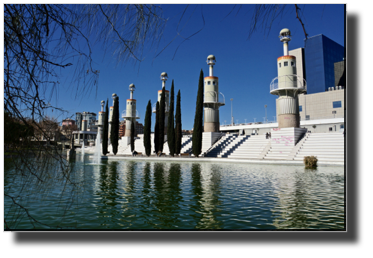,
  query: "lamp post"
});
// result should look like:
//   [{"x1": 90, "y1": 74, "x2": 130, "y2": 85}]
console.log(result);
[
  {"x1": 230, "y1": 98, "x2": 233, "y2": 125},
  {"x1": 264, "y1": 104, "x2": 267, "y2": 123}
]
